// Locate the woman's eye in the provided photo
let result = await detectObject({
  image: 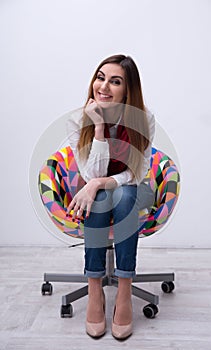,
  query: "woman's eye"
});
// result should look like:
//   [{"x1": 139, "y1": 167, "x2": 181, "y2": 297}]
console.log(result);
[
  {"x1": 97, "y1": 75, "x2": 104, "y2": 81},
  {"x1": 110, "y1": 79, "x2": 121, "y2": 85}
]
